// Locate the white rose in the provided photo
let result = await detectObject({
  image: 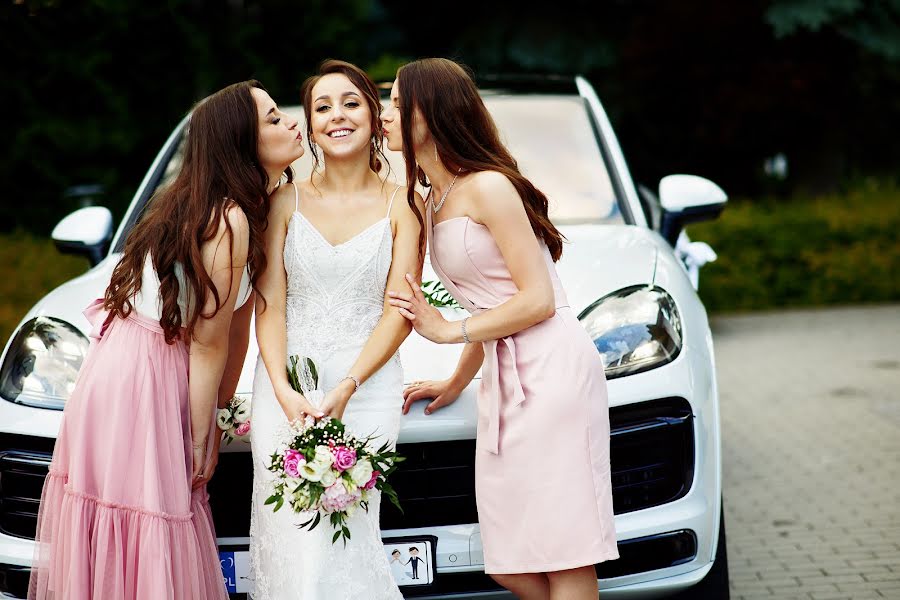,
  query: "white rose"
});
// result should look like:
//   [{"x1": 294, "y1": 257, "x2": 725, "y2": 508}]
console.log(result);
[
  {"x1": 320, "y1": 469, "x2": 337, "y2": 488},
  {"x1": 216, "y1": 408, "x2": 232, "y2": 430},
  {"x1": 299, "y1": 462, "x2": 322, "y2": 482},
  {"x1": 232, "y1": 399, "x2": 251, "y2": 424},
  {"x1": 313, "y1": 446, "x2": 333, "y2": 467},
  {"x1": 348, "y1": 460, "x2": 374, "y2": 488}
]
